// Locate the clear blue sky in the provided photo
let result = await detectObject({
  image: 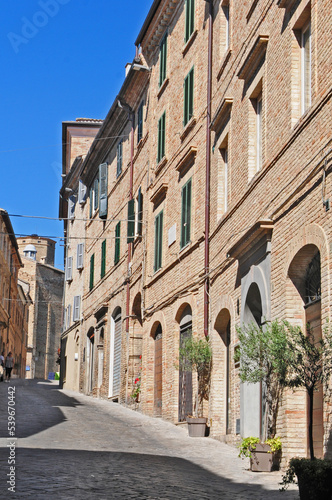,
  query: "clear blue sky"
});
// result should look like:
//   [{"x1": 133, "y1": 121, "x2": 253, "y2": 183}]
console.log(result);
[{"x1": 0, "y1": 0, "x2": 153, "y2": 269}]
